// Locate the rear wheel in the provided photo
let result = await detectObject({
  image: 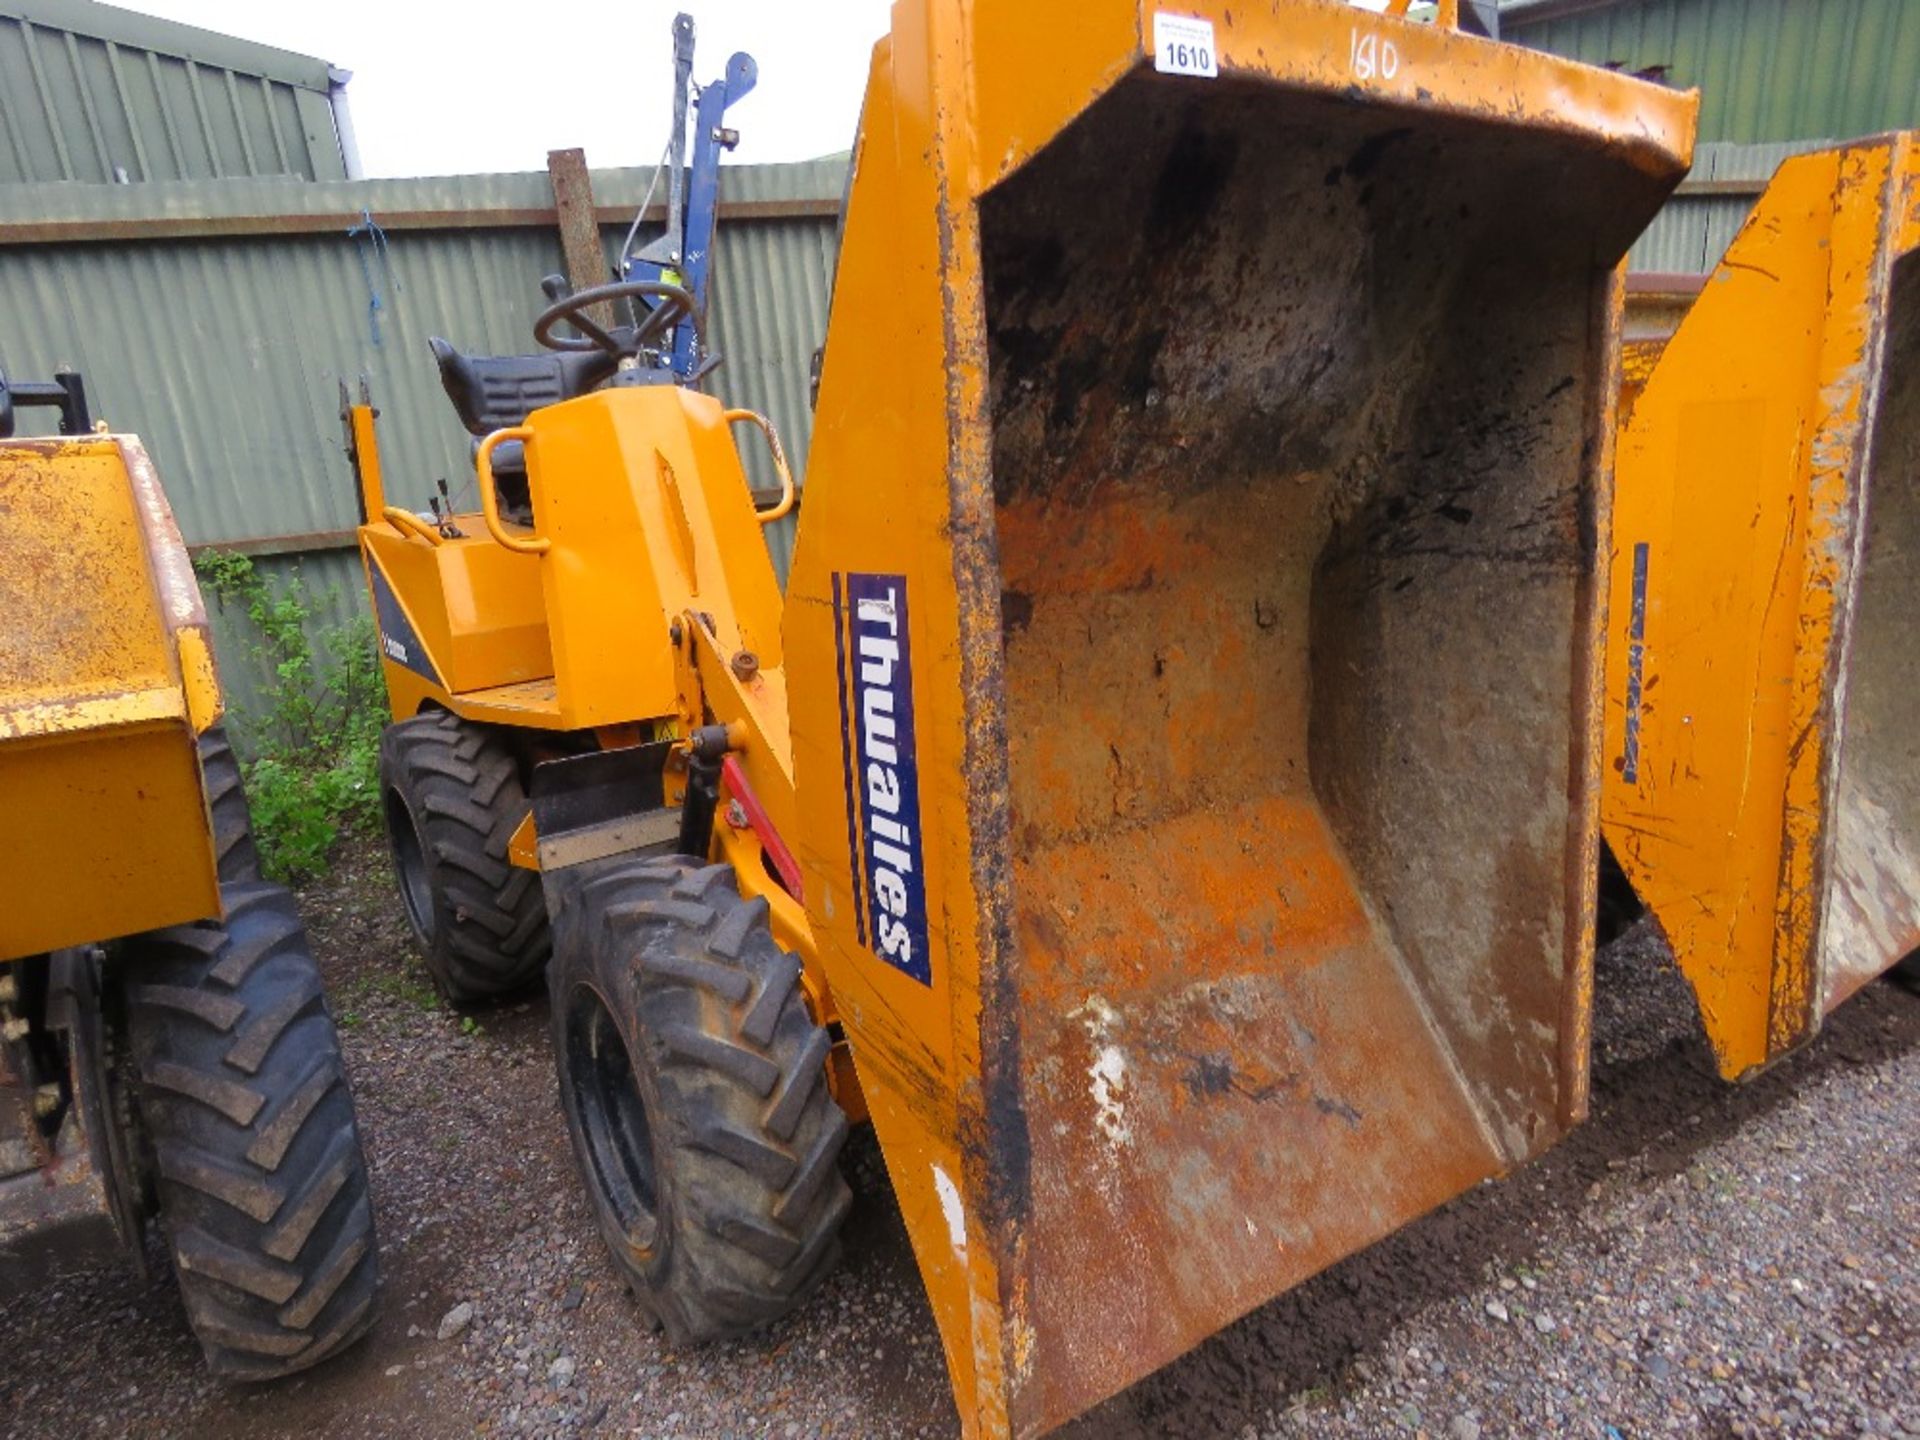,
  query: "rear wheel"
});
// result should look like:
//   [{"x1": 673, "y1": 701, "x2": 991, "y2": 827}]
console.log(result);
[
  {"x1": 120, "y1": 883, "x2": 378, "y2": 1377},
  {"x1": 379, "y1": 712, "x2": 549, "y2": 1002},
  {"x1": 548, "y1": 855, "x2": 851, "y2": 1342}
]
